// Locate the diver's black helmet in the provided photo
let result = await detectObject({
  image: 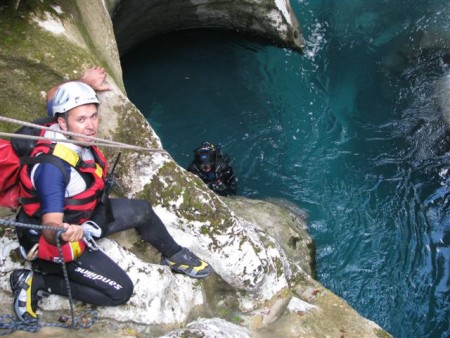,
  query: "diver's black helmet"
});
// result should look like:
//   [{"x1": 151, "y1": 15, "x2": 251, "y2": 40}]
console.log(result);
[{"x1": 195, "y1": 142, "x2": 216, "y2": 170}]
